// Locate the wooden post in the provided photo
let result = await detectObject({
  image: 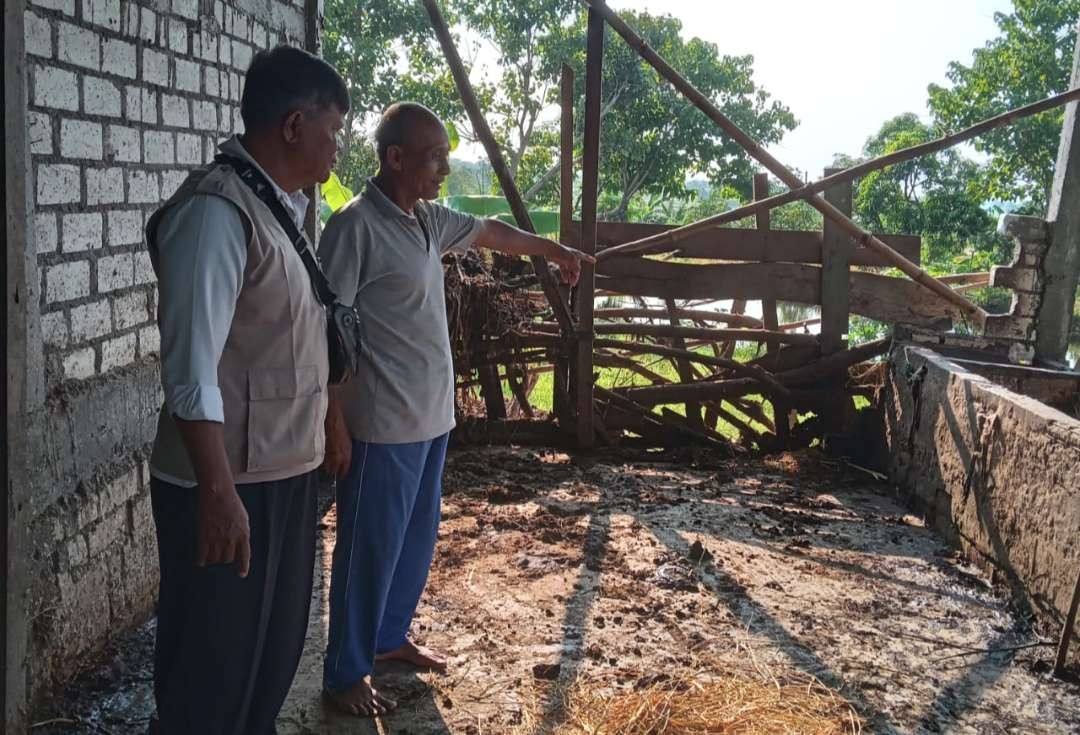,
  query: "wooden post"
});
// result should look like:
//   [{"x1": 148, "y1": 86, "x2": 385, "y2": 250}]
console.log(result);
[
  {"x1": 821, "y1": 167, "x2": 852, "y2": 354},
  {"x1": 1036, "y1": 19, "x2": 1080, "y2": 367},
  {"x1": 756, "y1": 173, "x2": 790, "y2": 446},
  {"x1": 820, "y1": 167, "x2": 852, "y2": 434},
  {"x1": 1054, "y1": 567, "x2": 1080, "y2": 676},
  {"x1": 555, "y1": 64, "x2": 575, "y2": 429},
  {"x1": 574, "y1": 8, "x2": 603, "y2": 448},
  {"x1": 422, "y1": 0, "x2": 575, "y2": 332},
  {"x1": 477, "y1": 365, "x2": 507, "y2": 420}
]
